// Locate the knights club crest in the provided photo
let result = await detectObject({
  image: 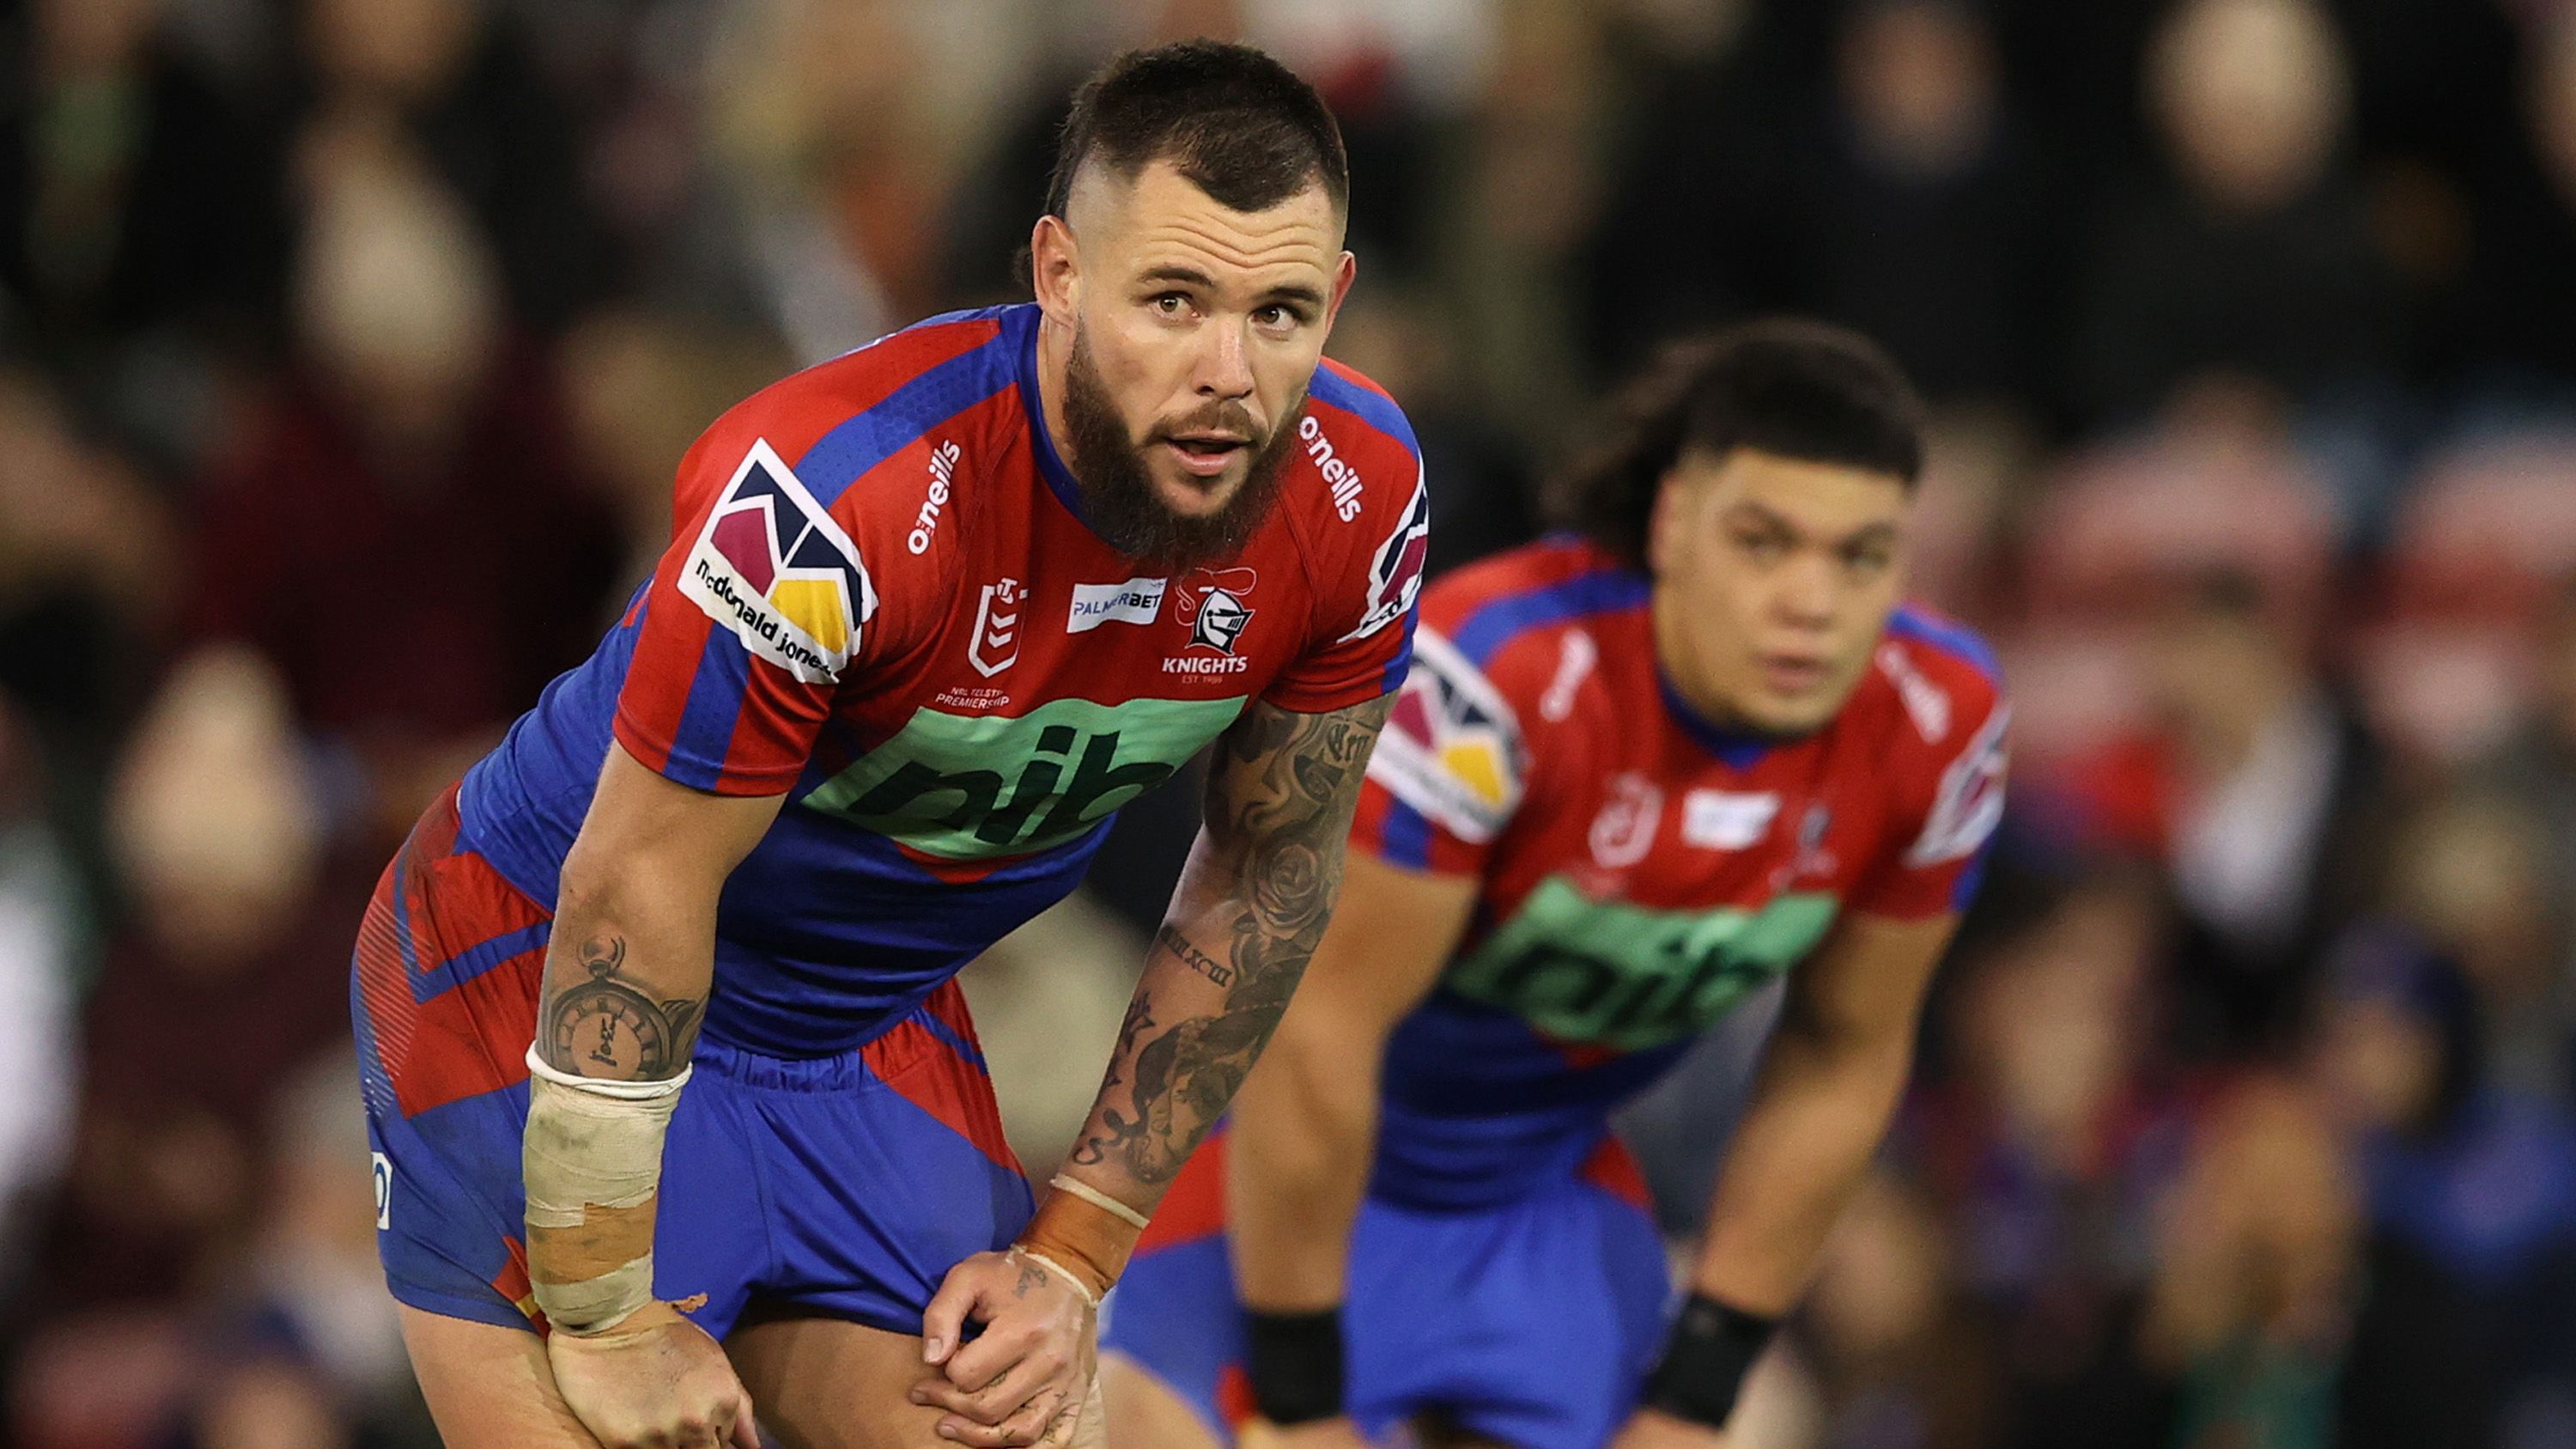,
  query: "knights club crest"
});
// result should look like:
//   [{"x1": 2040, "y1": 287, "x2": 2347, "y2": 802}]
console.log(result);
[{"x1": 1176, "y1": 567, "x2": 1257, "y2": 654}]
